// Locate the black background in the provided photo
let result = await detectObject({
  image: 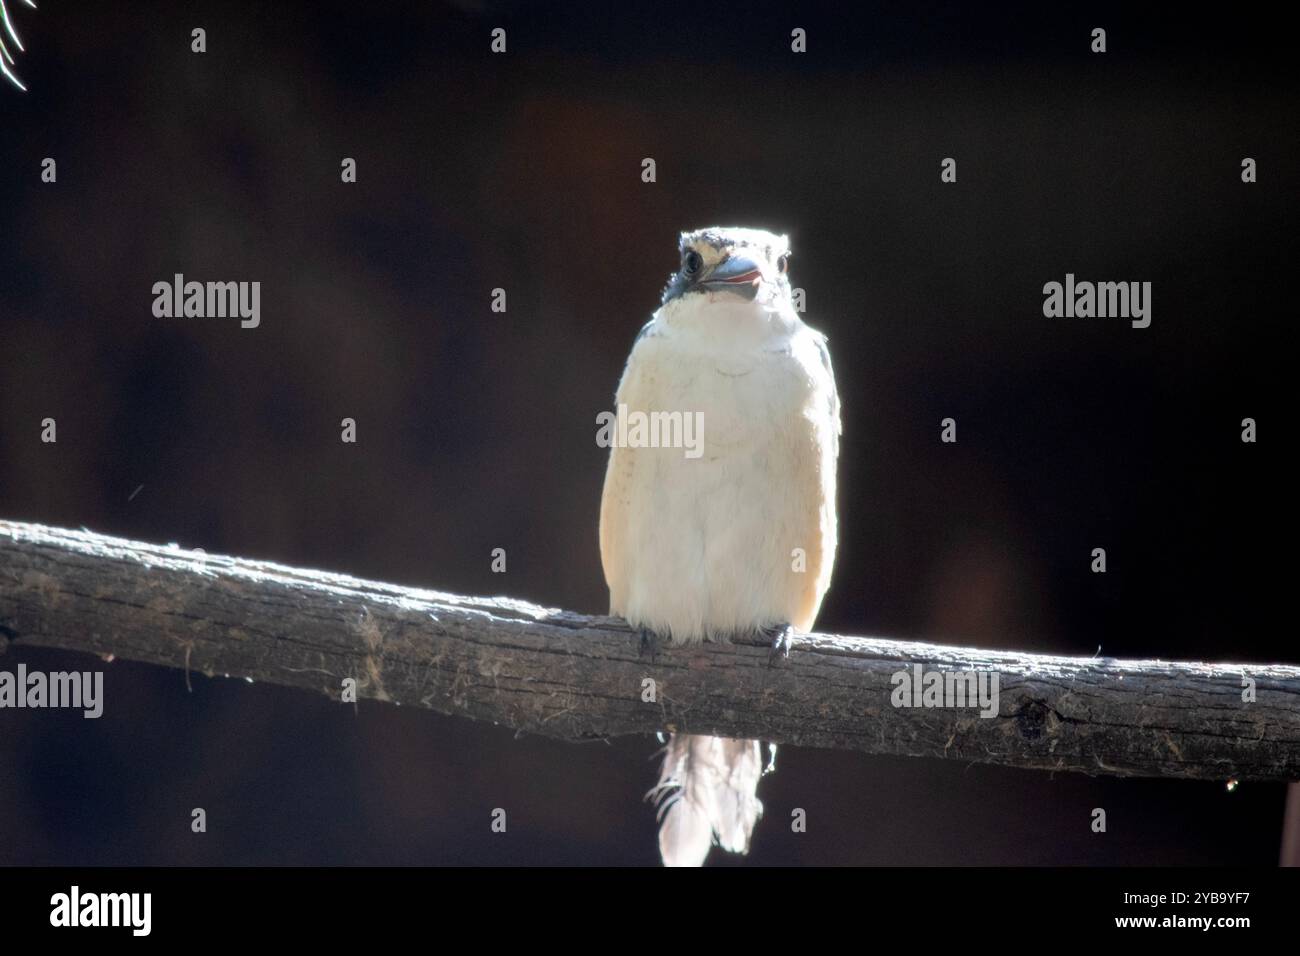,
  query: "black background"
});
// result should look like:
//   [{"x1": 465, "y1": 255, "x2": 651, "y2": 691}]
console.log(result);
[{"x1": 0, "y1": 1, "x2": 1292, "y2": 865}]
